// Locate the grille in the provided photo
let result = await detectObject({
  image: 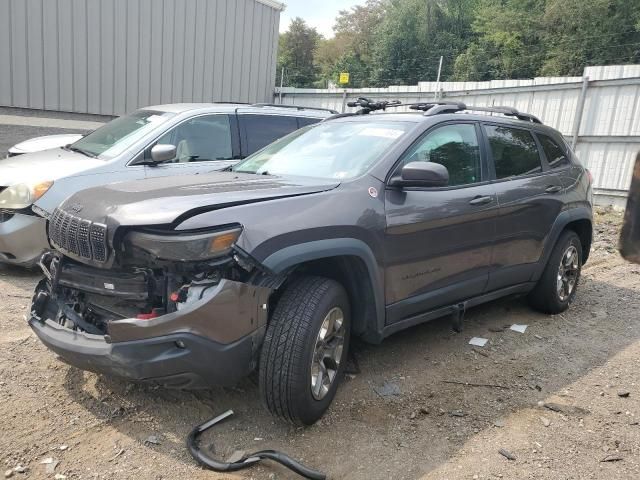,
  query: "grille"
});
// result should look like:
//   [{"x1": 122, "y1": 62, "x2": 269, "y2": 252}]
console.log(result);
[{"x1": 49, "y1": 208, "x2": 108, "y2": 263}]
